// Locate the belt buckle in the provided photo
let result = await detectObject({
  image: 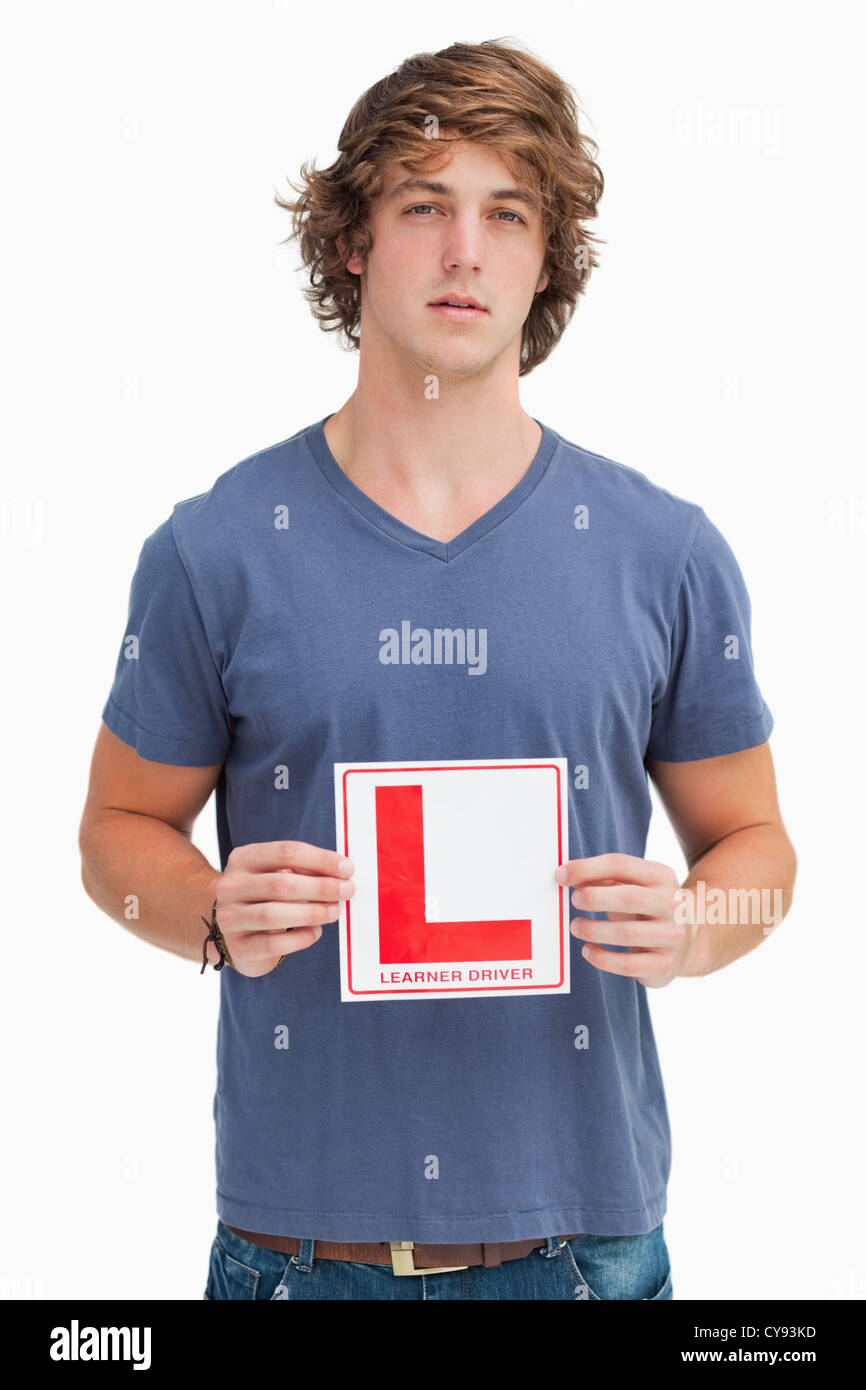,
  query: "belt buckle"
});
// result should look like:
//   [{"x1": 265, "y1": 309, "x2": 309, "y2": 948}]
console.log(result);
[{"x1": 389, "y1": 1241, "x2": 469, "y2": 1276}]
